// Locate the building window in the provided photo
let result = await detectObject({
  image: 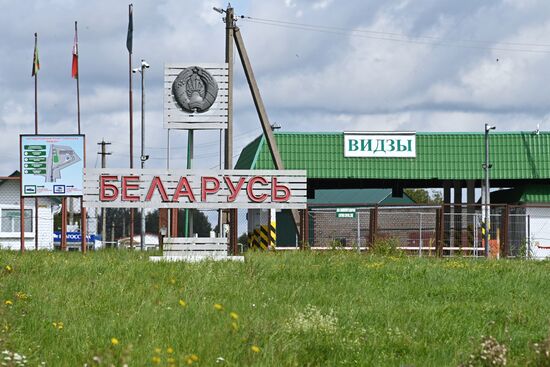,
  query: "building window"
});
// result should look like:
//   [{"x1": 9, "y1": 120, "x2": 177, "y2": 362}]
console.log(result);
[{"x1": 1, "y1": 209, "x2": 32, "y2": 233}]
